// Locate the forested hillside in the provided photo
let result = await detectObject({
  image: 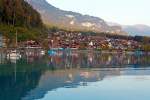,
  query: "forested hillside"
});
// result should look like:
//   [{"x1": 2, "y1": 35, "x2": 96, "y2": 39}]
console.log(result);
[
  {"x1": 0, "y1": 0, "x2": 42, "y2": 27},
  {"x1": 0, "y1": 0, "x2": 46, "y2": 46}
]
